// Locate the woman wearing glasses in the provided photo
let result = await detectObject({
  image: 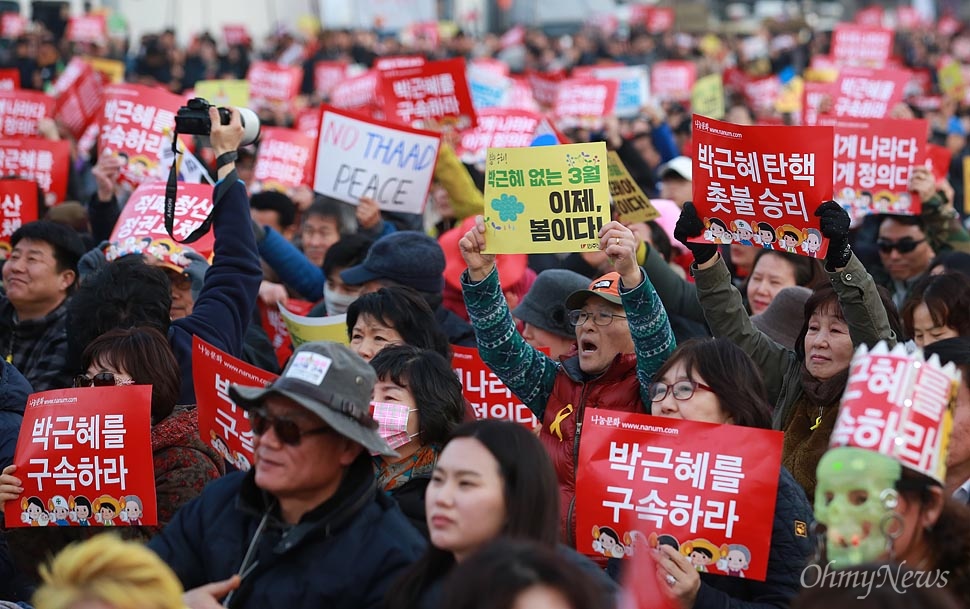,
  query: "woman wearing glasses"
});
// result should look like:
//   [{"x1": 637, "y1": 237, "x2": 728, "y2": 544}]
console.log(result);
[
  {"x1": 646, "y1": 338, "x2": 813, "y2": 609},
  {"x1": 459, "y1": 216, "x2": 675, "y2": 548}
]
